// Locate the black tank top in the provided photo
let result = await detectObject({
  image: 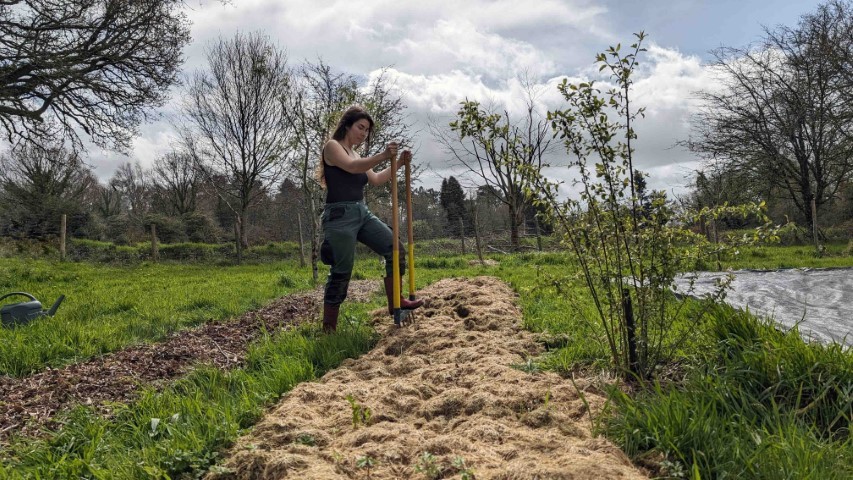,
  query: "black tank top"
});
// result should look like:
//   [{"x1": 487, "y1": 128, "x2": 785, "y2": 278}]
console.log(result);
[{"x1": 324, "y1": 143, "x2": 368, "y2": 203}]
